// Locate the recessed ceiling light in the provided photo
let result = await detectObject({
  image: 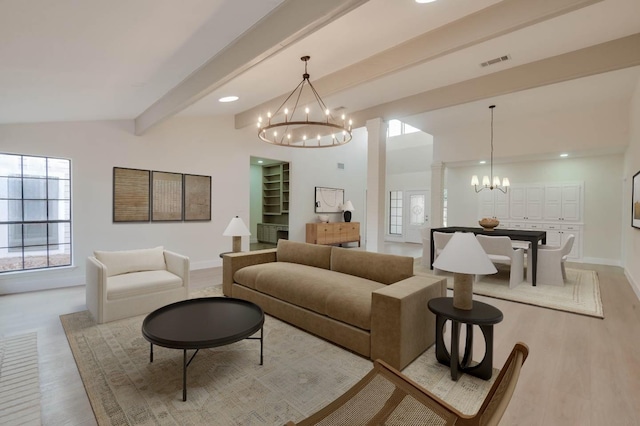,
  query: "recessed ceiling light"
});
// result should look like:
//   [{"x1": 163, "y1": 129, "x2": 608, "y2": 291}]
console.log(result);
[
  {"x1": 416, "y1": 0, "x2": 437, "y2": 3},
  {"x1": 560, "y1": 153, "x2": 569, "y2": 158},
  {"x1": 257, "y1": 160, "x2": 264, "y2": 164},
  {"x1": 479, "y1": 160, "x2": 486, "y2": 164},
  {"x1": 218, "y1": 96, "x2": 239, "y2": 103}
]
